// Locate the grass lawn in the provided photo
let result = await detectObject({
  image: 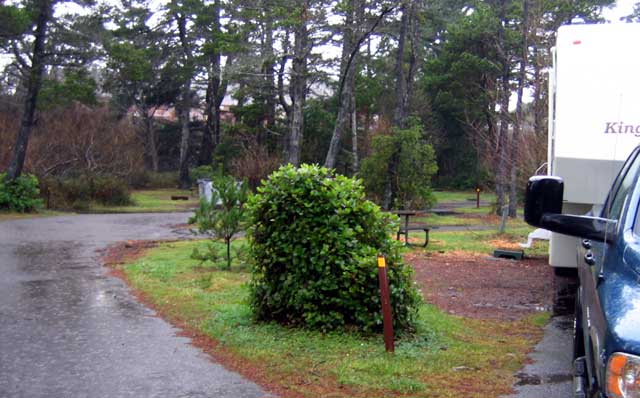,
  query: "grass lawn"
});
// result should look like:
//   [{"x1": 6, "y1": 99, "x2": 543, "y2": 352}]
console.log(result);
[
  {"x1": 117, "y1": 239, "x2": 548, "y2": 398},
  {"x1": 411, "y1": 211, "x2": 529, "y2": 229},
  {"x1": 417, "y1": 228, "x2": 549, "y2": 257},
  {"x1": 433, "y1": 190, "x2": 497, "y2": 204},
  {"x1": 91, "y1": 189, "x2": 196, "y2": 213}
]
